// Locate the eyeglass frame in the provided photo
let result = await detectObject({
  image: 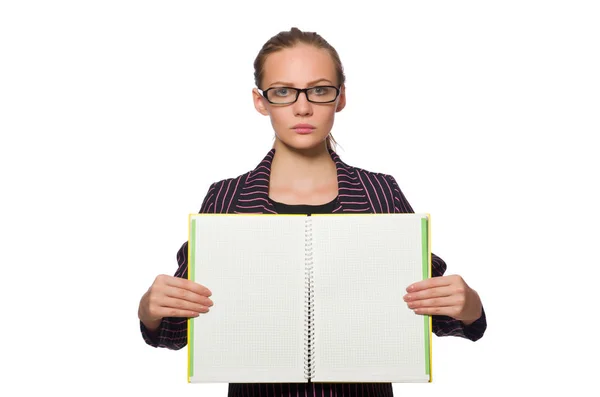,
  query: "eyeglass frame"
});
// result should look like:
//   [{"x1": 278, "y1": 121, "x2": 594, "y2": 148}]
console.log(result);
[{"x1": 258, "y1": 85, "x2": 342, "y2": 105}]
